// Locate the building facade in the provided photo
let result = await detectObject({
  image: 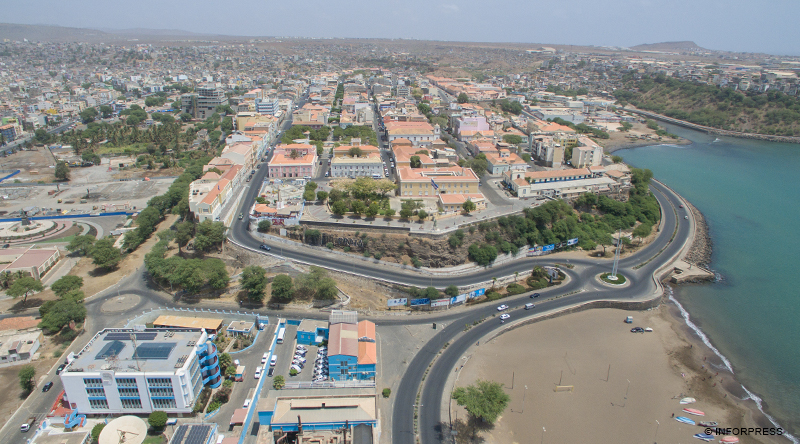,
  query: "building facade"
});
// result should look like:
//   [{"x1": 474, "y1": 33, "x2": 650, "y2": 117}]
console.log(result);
[
  {"x1": 330, "y1": 155, "x2": 383, "y2": 178},
  {"x1": 60, "y1": 328, "x2": 221, "y2": 415}
]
